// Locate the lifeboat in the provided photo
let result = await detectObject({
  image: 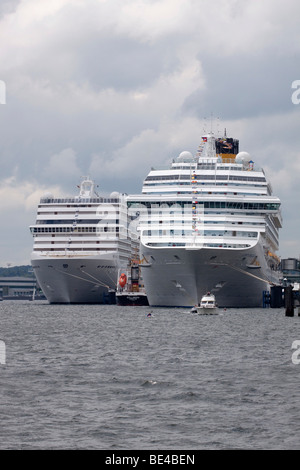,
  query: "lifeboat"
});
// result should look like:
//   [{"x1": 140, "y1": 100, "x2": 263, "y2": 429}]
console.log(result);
[{"x1": 119, "y1": 273, "x2": 127, "y2": 288}]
